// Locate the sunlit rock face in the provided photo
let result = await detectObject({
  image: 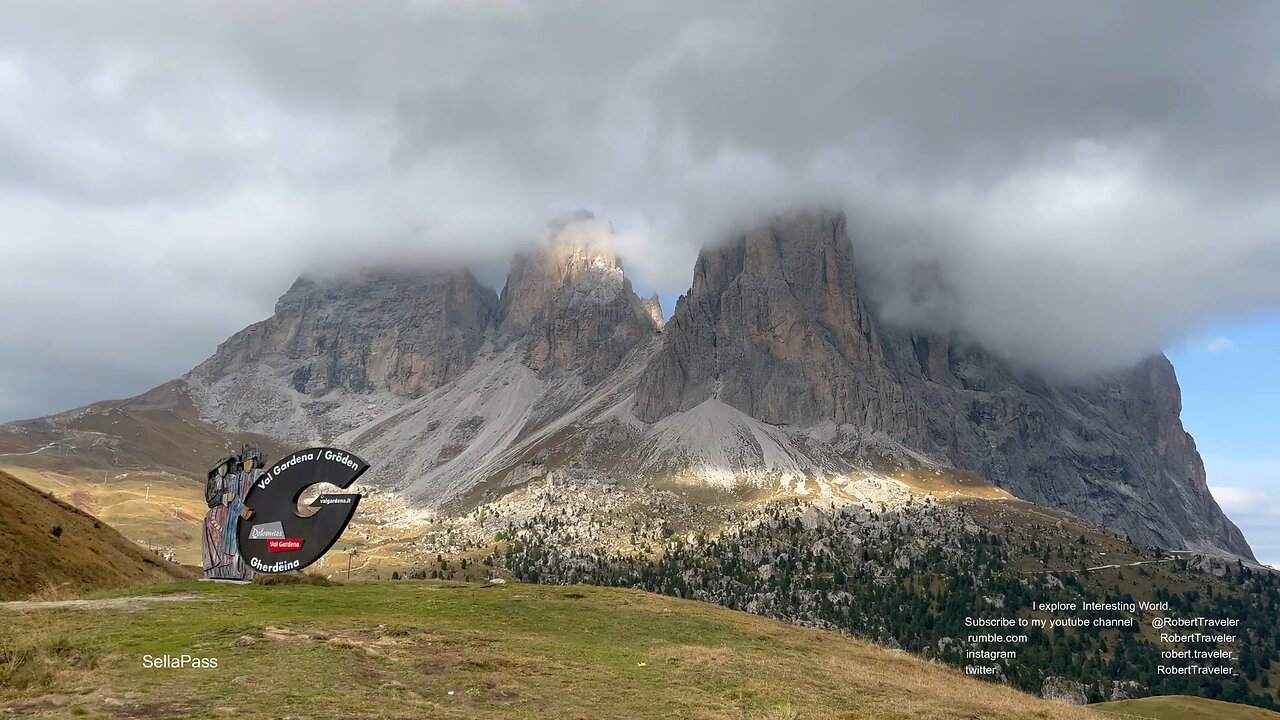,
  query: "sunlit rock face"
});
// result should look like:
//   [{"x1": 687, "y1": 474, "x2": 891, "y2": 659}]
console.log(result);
[{"x1": 498, "y1": 211, "x2": 662, "y2": 383}]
